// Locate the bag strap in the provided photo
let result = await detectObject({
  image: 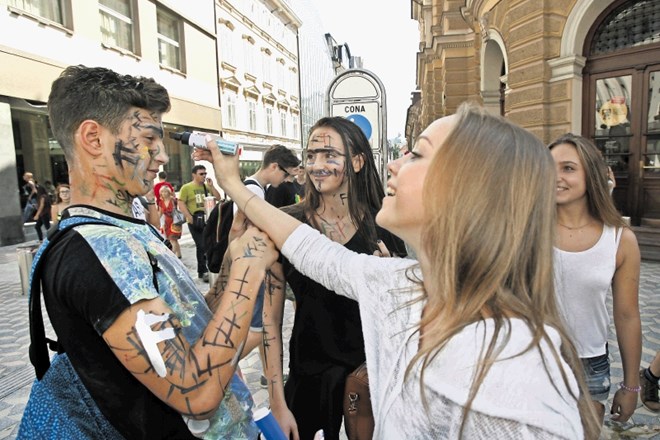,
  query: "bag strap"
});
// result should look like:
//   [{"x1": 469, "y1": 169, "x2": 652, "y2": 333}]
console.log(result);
[
  {"x1": 214, "y1": 201, "x2": 228, "y2": 244},
  {"x1": 29, "y1": 212, "x2": 162, "y2": 380},
  {"x1": 213, "y1": 179, "x2": 261, "y2": 244}
]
